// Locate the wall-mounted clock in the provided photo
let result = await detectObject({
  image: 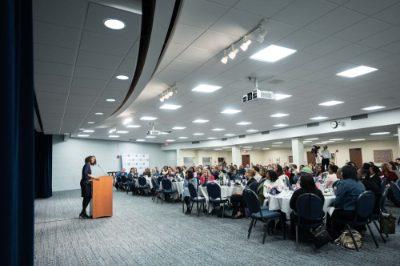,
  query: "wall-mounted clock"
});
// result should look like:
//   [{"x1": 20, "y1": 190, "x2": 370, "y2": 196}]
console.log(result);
[{"x1": 330, "y1": 121, "x2": 339, "y2": 129}]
